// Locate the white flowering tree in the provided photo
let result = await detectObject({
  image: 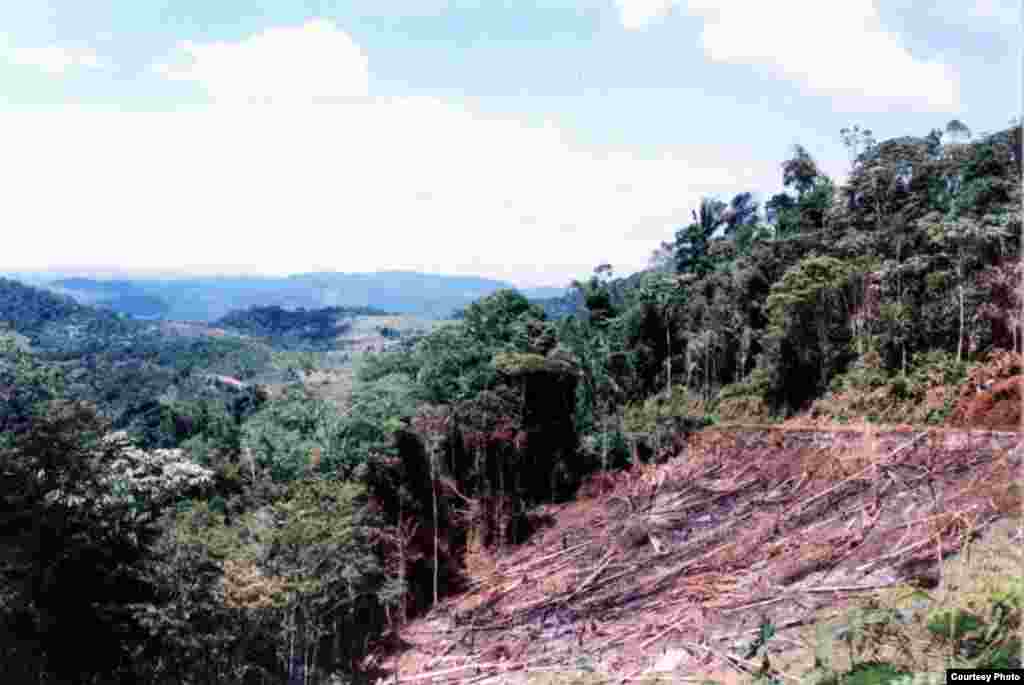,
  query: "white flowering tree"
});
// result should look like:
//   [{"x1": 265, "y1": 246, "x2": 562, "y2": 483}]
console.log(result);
[
  {"x1": 101, "y1": 431, "x2": 215, "y2": 507},
  {"x1": 0, "y1": 399, "x2": 218, "y2": 682},
  {"x1": 45, "y1": 430, "x2": 214, "y2": 517}
]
